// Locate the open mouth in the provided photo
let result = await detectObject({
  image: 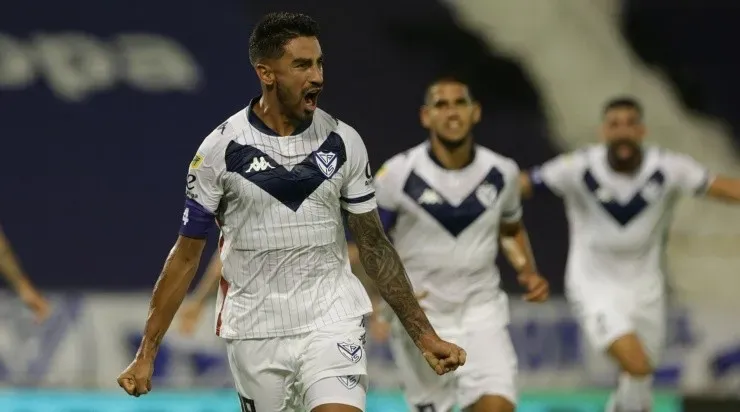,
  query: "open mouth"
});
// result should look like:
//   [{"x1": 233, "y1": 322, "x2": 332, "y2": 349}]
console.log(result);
[
  {"x1": 303, "y1": 89, "x2": 321, "y2": 111},
  {"x1": 446, "y1": 119, "x2": 462, "y2": 131}
]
